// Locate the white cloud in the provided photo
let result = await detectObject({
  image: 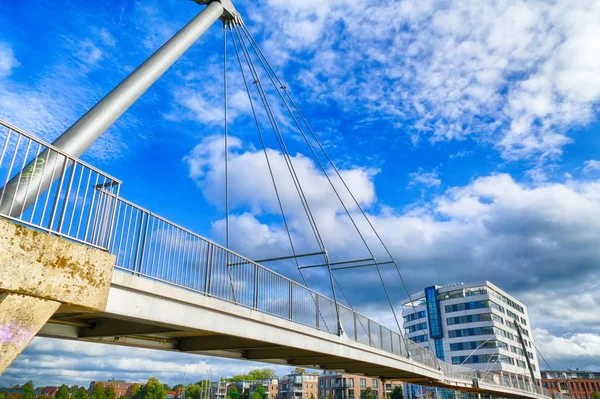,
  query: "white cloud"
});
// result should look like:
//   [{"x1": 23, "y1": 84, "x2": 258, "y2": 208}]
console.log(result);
[
  {"x1": 0, "y1": 337, "x2": 295, "y2": 386},
  {"x1": 409, "y1": 169, "x2": 441, "y2": 187},
  {"x1": 584, "y1": 160, "x2": 600, "y2": 173},
  {"x1": 535, "y1": 329, "x2": 600, "y2": 369},
  {"x1": 0, "y1": 42, "x2": 20, "y2": 77},
  {"x1": 185, "y1": 137, "x2": 600, "y2": 339},
  {"x1": 249, "y1": 0, "x2": 600, "y2": 160}
]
